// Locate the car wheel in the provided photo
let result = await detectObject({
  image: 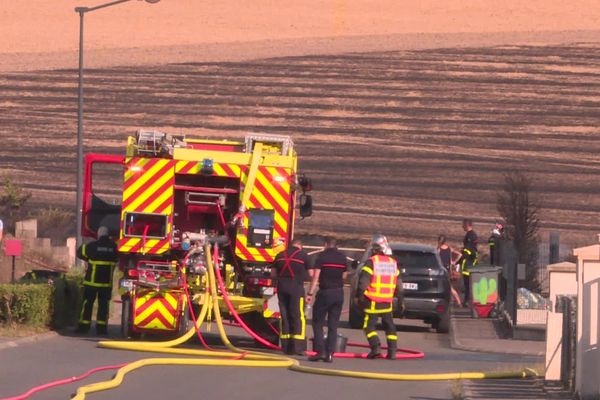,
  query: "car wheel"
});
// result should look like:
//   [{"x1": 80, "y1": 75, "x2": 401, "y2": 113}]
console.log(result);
[
  {"x1": 349, "y1": 300, "x2": 364, "y2": 329},
  {"x1": 436, "y1": 310, "x2": 450, "y2": 334}
]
